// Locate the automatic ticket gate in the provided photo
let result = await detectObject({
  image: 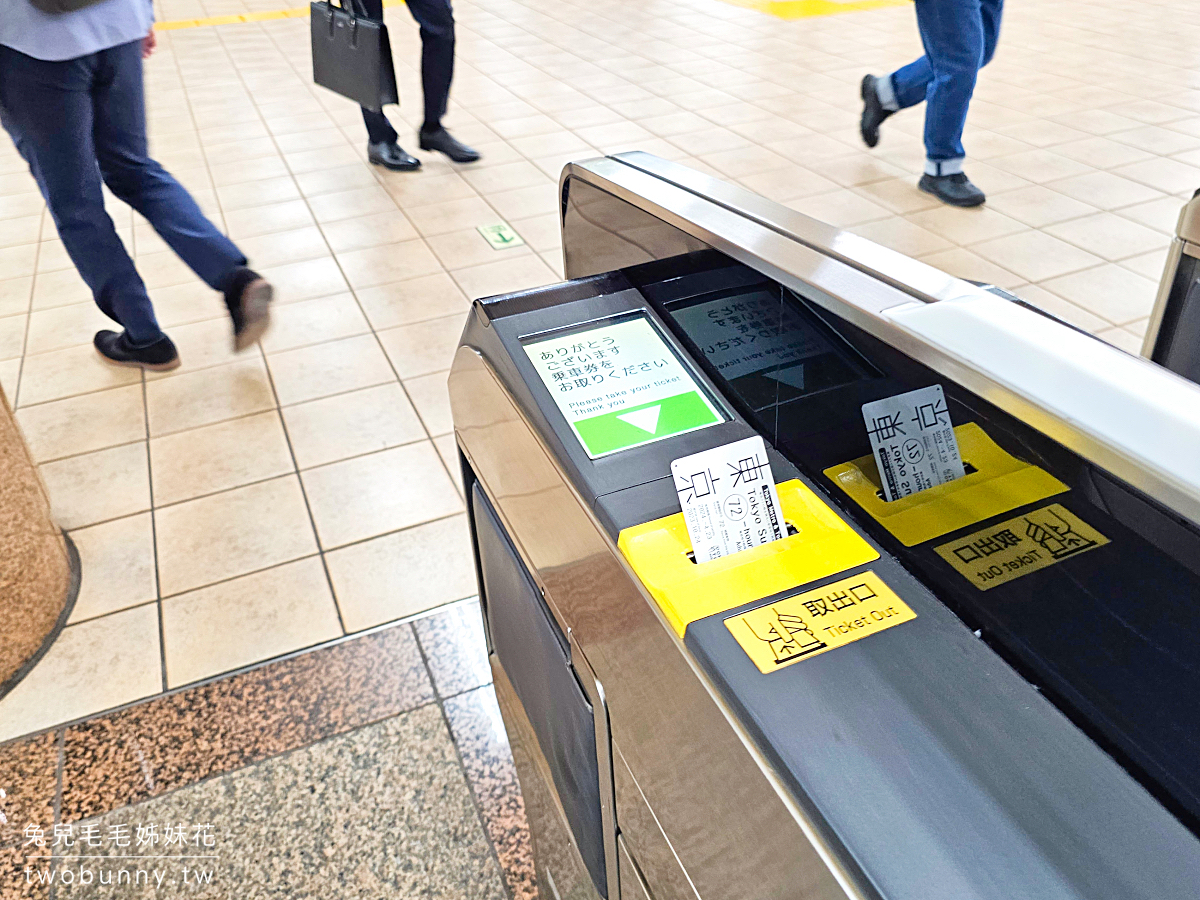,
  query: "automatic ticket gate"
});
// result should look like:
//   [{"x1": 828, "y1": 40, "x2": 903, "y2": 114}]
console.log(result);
[
  {"x1": 449, "y1": 153, "x2": 1200, "y2": 900},
  {"x1": 1146, "y1": 189, "x2": 1200, "y2": 384}
]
